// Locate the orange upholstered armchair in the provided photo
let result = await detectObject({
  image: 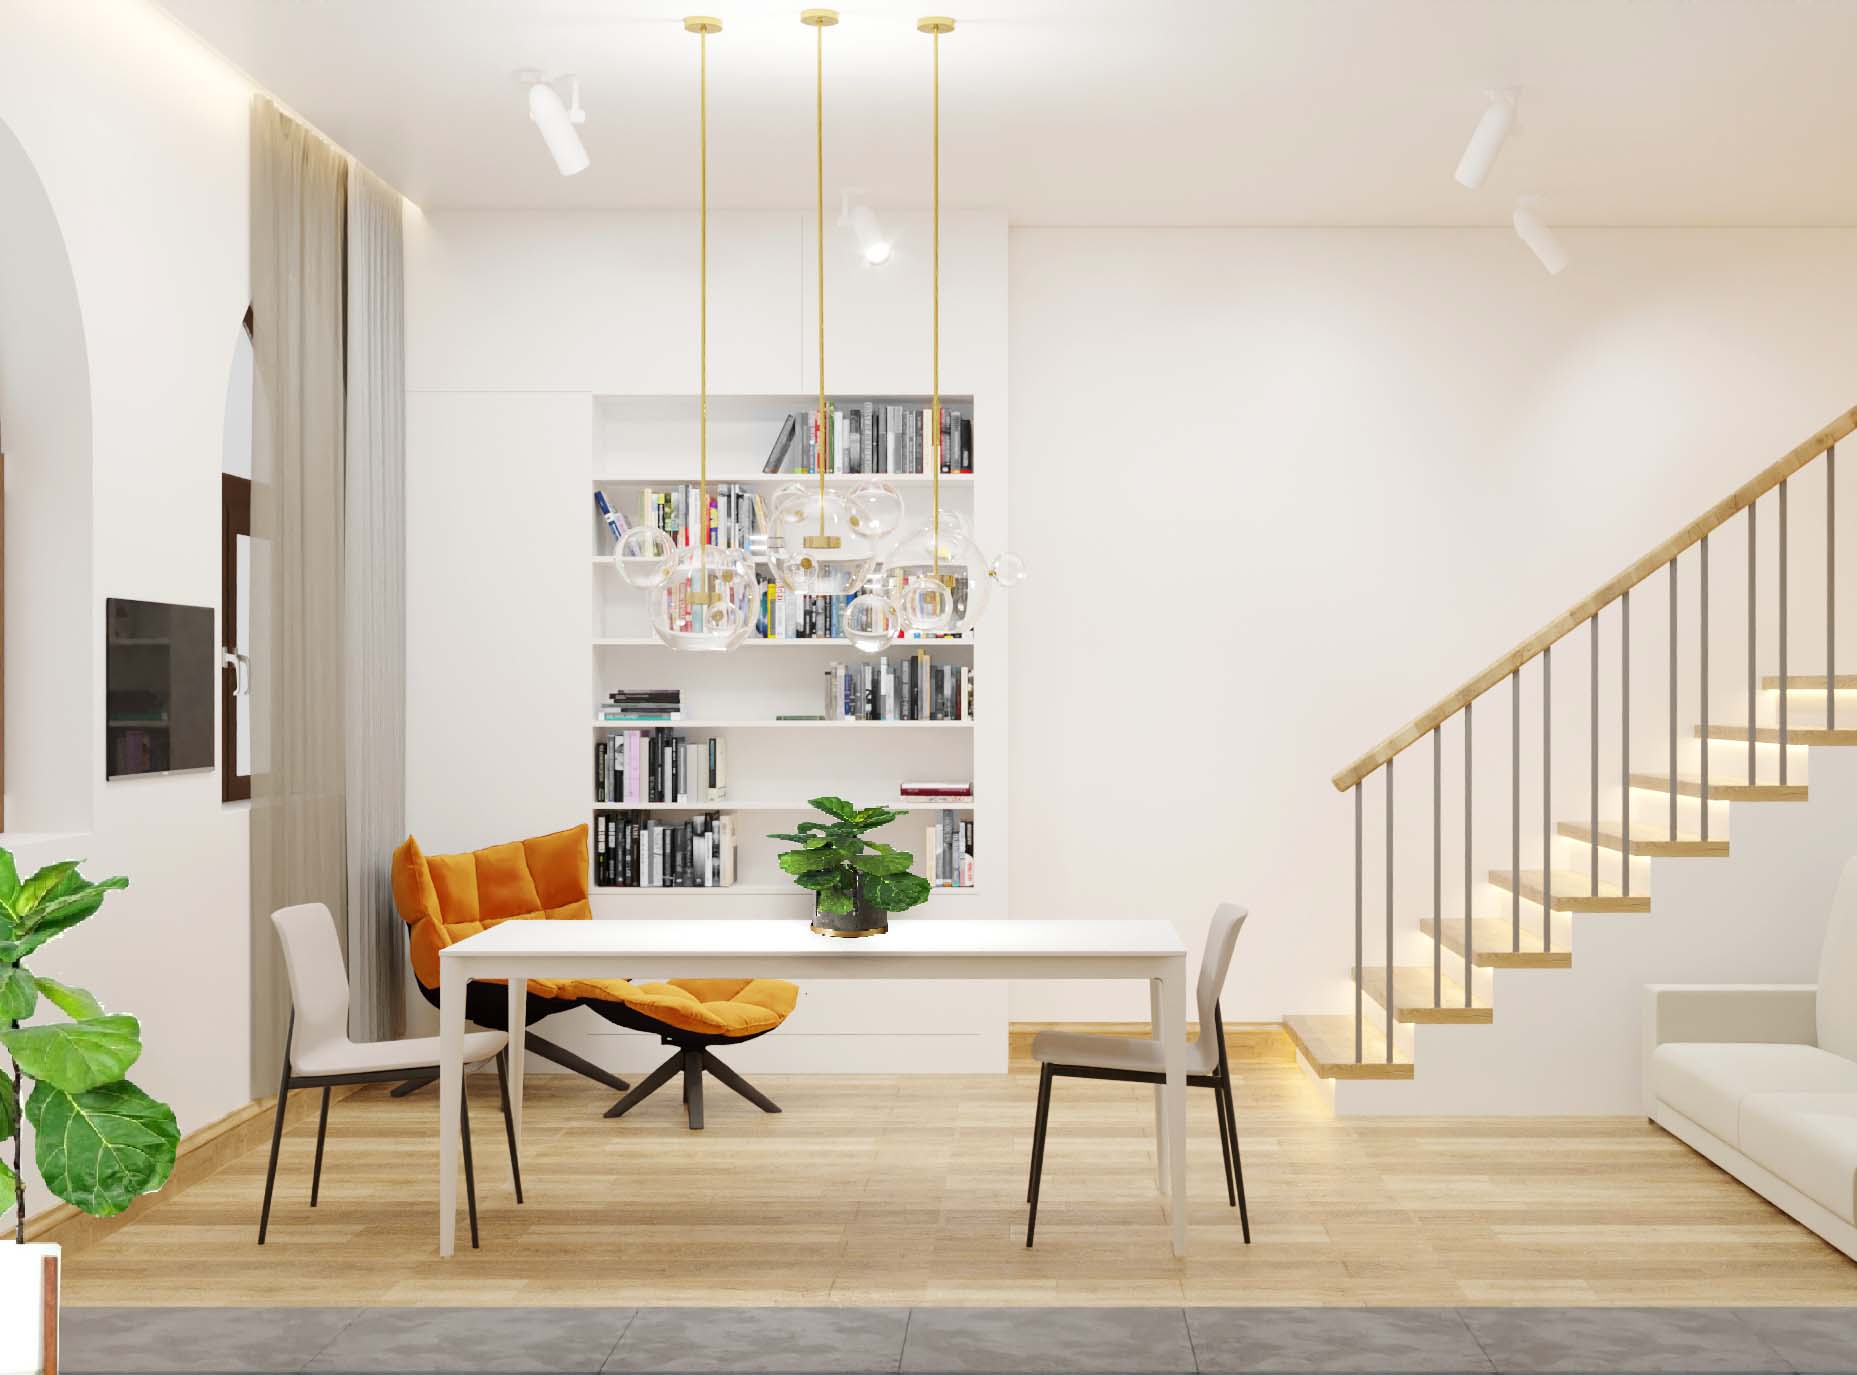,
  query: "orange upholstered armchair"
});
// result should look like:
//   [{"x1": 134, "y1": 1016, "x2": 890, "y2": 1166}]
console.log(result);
[{"x1": 391, "y1": 824, "x2": 798, "y2": 1128}]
